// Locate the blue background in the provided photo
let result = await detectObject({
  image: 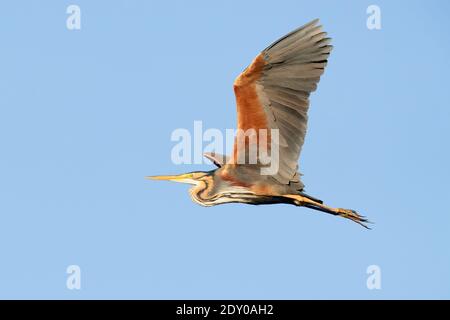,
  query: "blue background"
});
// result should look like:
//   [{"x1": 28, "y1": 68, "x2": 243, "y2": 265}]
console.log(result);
[{"x1": 0, "y1": 0, "x2": 449, "y2": 299}]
